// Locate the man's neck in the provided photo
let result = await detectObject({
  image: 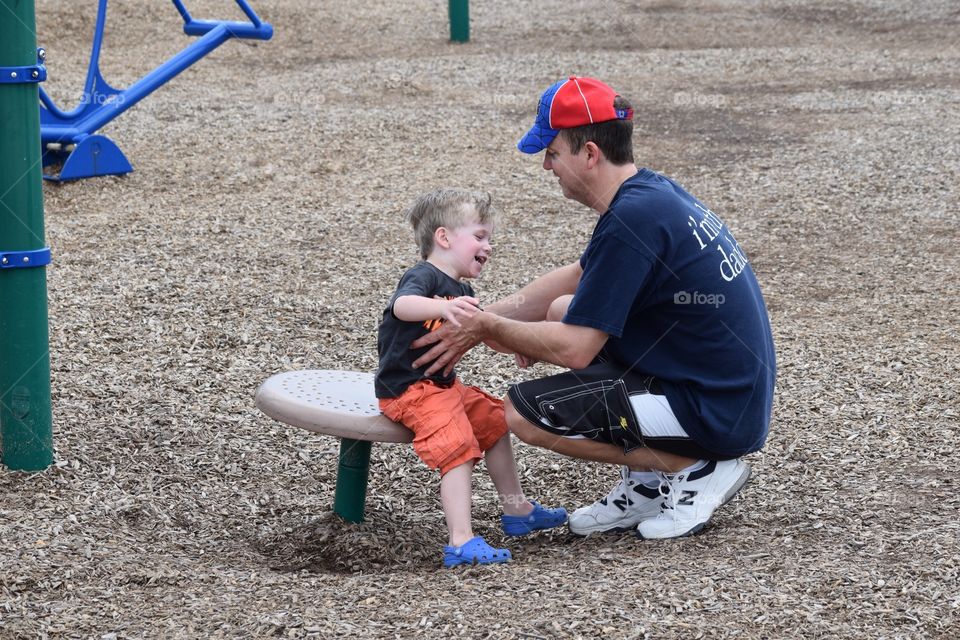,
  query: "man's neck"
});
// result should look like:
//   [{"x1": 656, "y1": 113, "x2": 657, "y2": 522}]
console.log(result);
[{"x1": 590, "y1": 163, "x2": 639, "y2": 213}]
